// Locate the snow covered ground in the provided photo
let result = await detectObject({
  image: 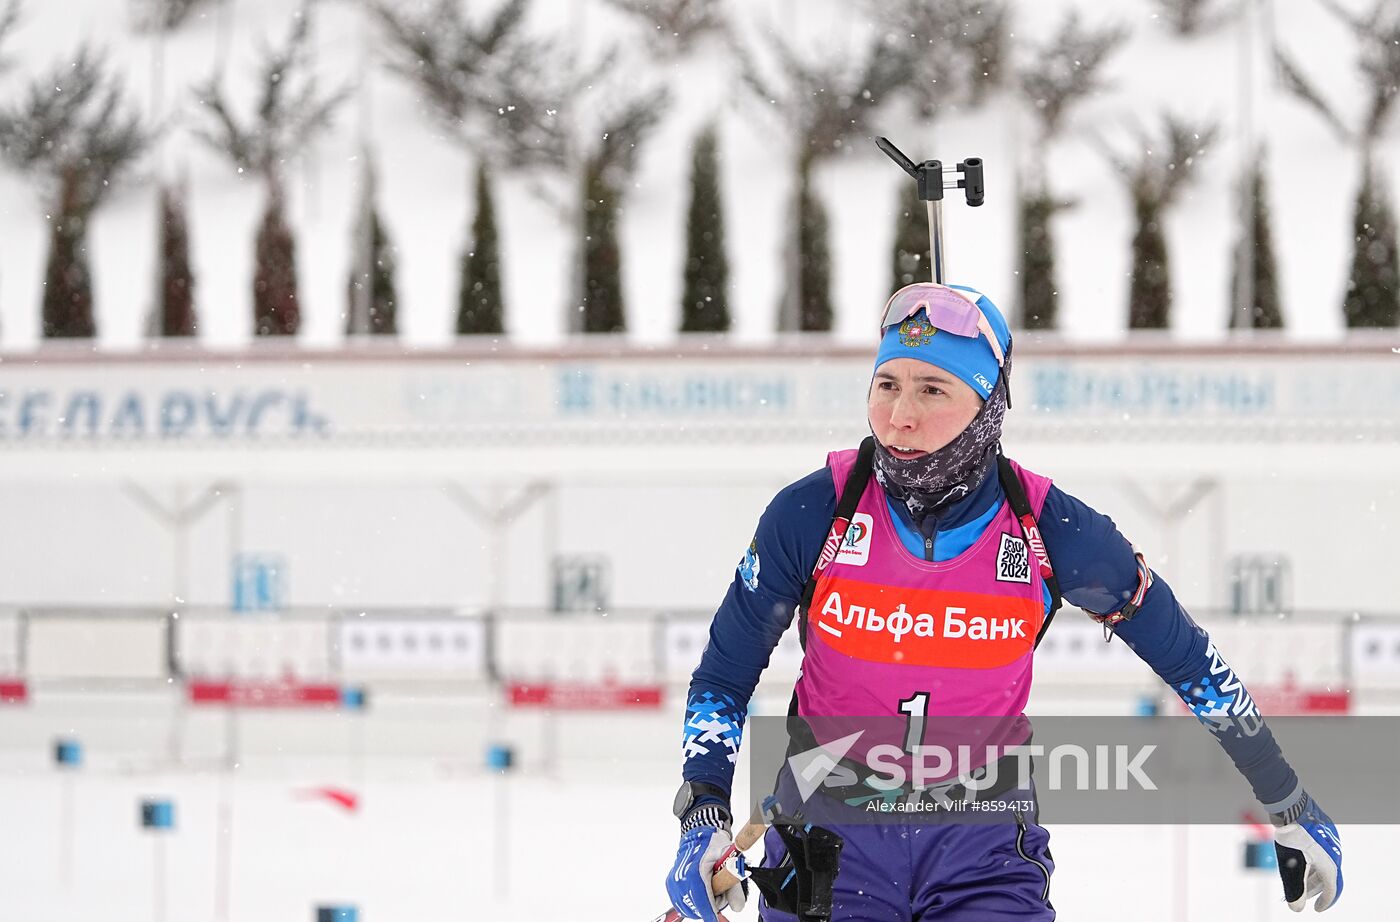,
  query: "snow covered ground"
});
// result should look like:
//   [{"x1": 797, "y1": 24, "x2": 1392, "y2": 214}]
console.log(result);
[
  {"x1": 9, "y1": 762, "x2": 1389, "y2": 922},
  {"x1": 0, "y1": 692, "x2": 1388, "y2": 922}
]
